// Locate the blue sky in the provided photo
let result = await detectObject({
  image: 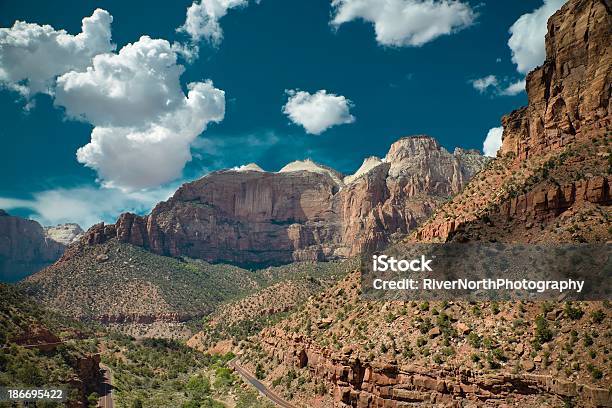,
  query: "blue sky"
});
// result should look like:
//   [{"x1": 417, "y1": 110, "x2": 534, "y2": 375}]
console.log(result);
[{"x1": 0, "y1": 0, "x2": 565, "y2": 227}]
